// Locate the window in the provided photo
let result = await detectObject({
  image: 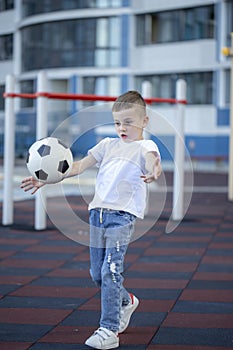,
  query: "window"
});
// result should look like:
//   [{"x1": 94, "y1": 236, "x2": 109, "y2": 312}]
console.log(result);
[
  {"x1": 83, "y1": 76, "x2": 120, "y2": 95},
  {"x1": 22, "y1": 0, "x2": 122, "y2": 17},
  {"x1": 0, "y1": 34, "x2": 13, "y2": 60},
  {"x1": 21, "y1": 17, "x2": 120, "y2": 71},
  {"x1": 0, "y1": 85, "x2": 4, "y2": 110},
  {"x1": 0, "y1": 0, "x2": 14, "y2": 11},
  {"x1": 83, "y1": 75, "x2": 120, "y2": 107},
  {"x1": 135, "y1": 72, "x2": 213, "y2": 105},
  {"x1": 136, "y1": 5, "x2": 215, "y2": 45},
  {"x1": 226, "y1": 1, "x2": 233, "y2": 47},
  {"x1": 20, "y1": 80, "x2": 34, "y2": 108}
]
